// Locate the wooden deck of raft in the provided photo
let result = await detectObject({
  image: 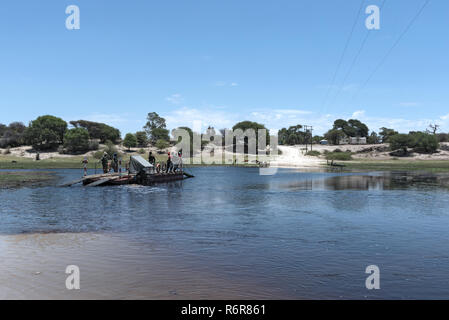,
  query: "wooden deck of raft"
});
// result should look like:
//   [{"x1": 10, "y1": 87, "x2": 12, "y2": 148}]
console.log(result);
[{"x1": 61, "y1": 171, "x2": 194, "y2": 187}]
